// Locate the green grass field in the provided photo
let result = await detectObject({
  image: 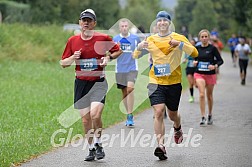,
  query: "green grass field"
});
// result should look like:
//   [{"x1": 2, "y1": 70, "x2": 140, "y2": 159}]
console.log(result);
[
  {"x1": 0, "y1": 60, "x2": 153, "y2": 166},
  {"x1": 0, "y1": 24, "x2": 188, "y2": 166}
]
